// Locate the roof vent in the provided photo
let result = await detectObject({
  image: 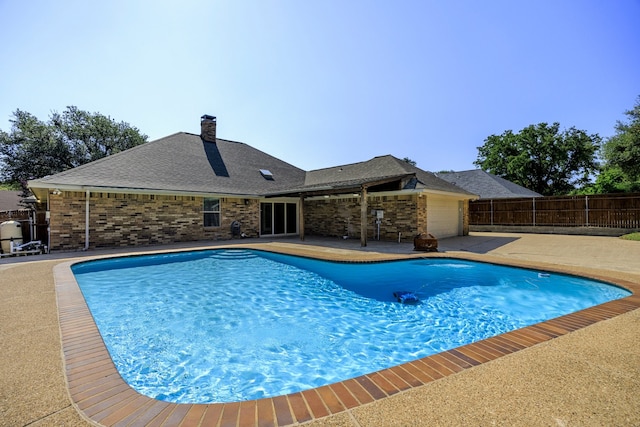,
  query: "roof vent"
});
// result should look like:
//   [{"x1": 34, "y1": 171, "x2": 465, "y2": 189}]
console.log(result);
[{"x1": 260, "y1": 169, "x2": 274, "y2": 180}]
